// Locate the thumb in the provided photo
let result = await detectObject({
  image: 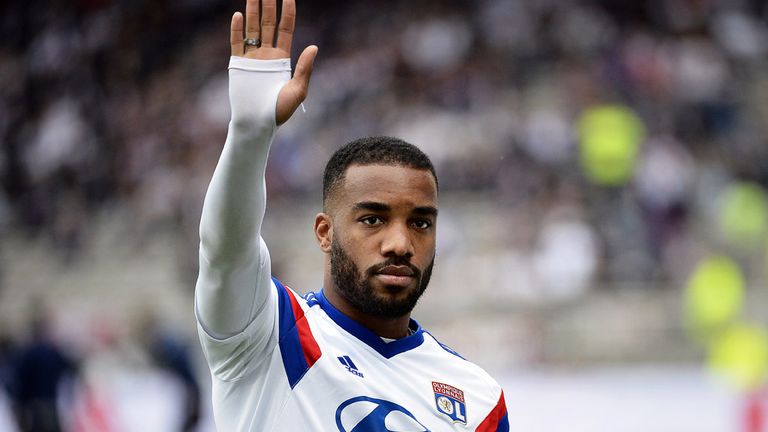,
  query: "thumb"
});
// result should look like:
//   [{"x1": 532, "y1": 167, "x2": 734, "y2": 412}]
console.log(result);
[
  {"x1": 293, "y1": 45, "x2": 318, "y2": 92},
  {"x1": 275, "y1": 45, "x2": 318, "y2": 125}
]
